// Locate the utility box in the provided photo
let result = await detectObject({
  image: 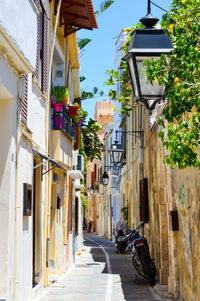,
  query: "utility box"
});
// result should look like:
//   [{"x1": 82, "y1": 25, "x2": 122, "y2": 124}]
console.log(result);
[{"x1": 23, "y1": 183, "x2": 32, "y2": 216}]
